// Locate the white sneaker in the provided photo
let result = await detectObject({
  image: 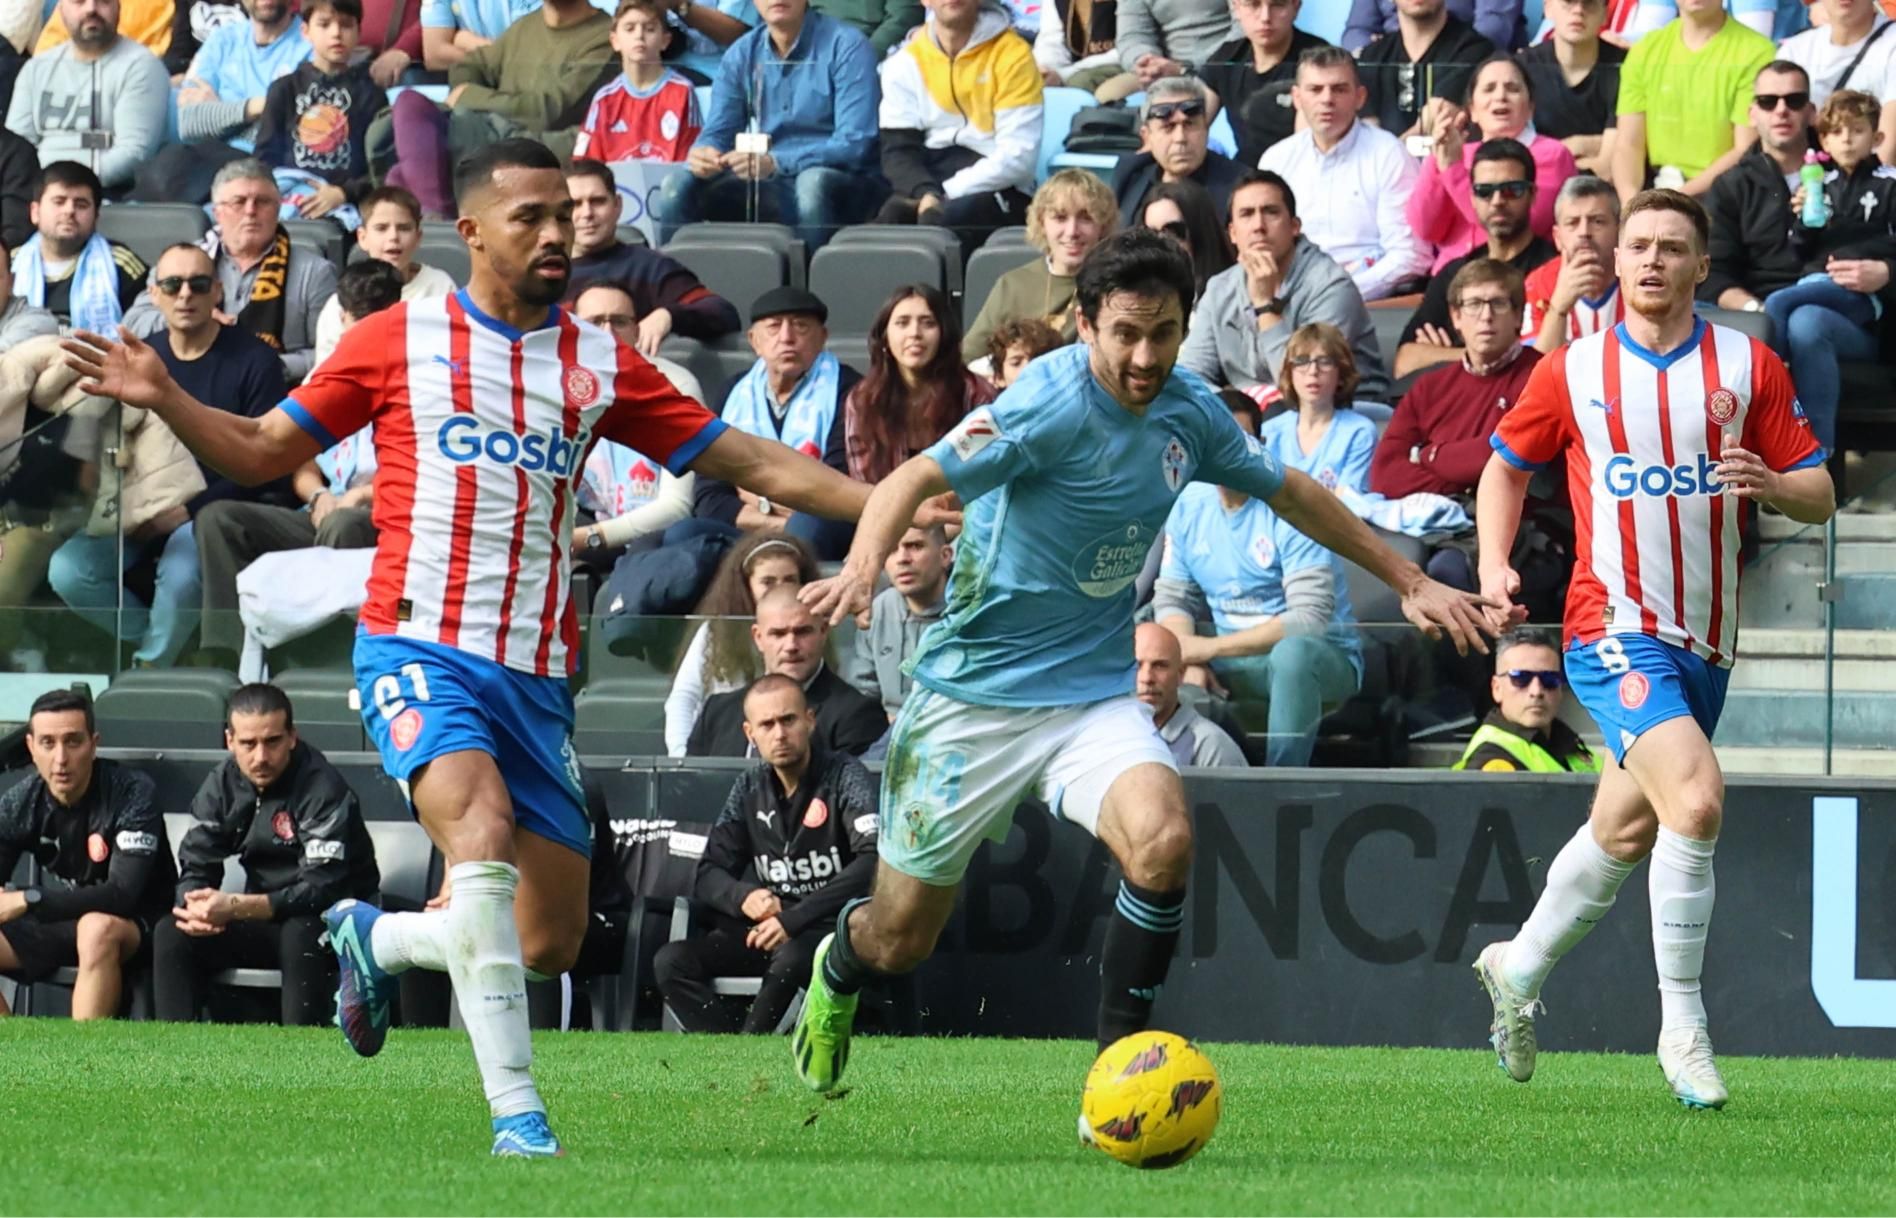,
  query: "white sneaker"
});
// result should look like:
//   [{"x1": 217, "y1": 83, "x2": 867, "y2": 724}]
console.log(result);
[
  {"x1": 1657, "y1": 1025, "x2": 1729, "y2": 1110},
  {"x1": 1474, "y1": 941, "x2": 1540, "y2": 1082}
]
